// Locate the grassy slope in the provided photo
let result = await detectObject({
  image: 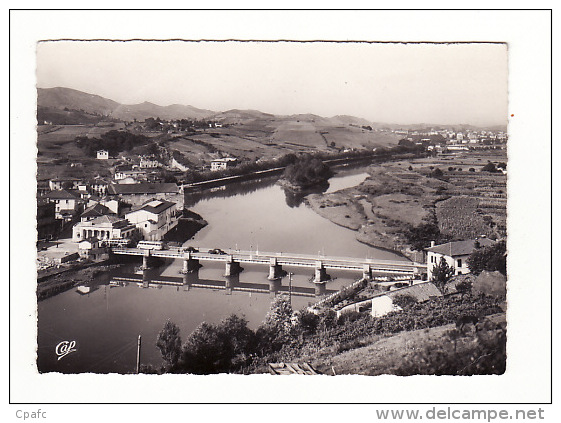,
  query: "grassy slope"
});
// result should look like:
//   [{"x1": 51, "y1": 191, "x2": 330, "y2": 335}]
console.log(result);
[{"x1": 310, "y1": 313, "x2": 506, "y2": 376}]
